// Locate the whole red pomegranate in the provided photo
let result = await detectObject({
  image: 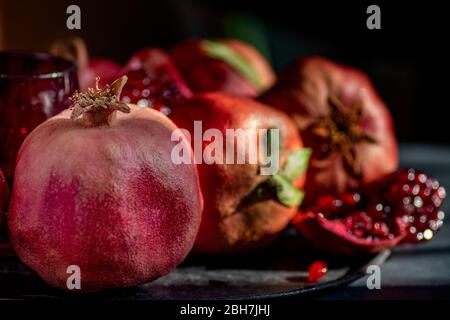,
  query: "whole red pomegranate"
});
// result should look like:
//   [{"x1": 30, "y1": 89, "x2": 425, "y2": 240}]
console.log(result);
[
  {"x1": 262, "y1": 57, "x2": 398, "y2": 206},
  {"x1": 170, "y1": 92, "x2": 309, "y2": 253},
  {"x1": 171, "y1": 39, "x2": 275, "y2": 97},
  {"x1": 8, "y1": 77, "x2": 203, "y2": 291},
  {"x1": 50, "y1": 37, "x2": 121, "y2": 91},
  {"x1": 119, "y1": 48, "x2": 192, "y2": 113},
  {"x1": 0, "y1": 169, "x2": 8, "y2": 226},
  {"x1": 292, "y1": 168, "x2": 446, "y2": 255}
]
